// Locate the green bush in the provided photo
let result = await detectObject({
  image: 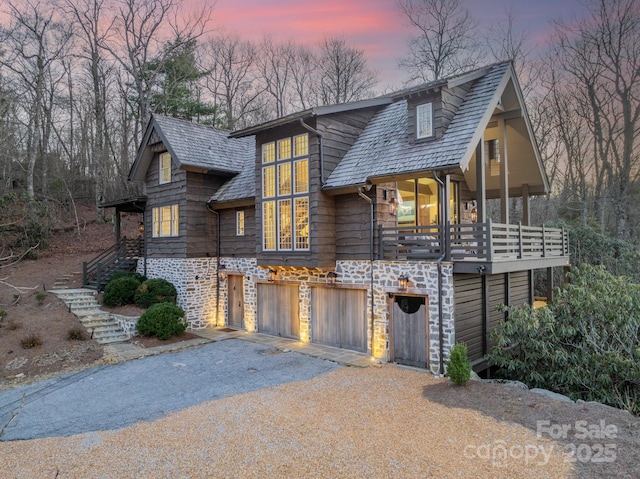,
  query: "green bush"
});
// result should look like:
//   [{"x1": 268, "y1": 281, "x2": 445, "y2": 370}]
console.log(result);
[
  {"x1": 489, "y1": 263, "x2": 640, "y2": 415},
  {"x1": 136, "y1": 302, "x2": 186, "y2": 340},
  {"x1": 446, "y1": 343, "x2": 472, "y2": 385},
  {"x1": 108, "y1": 271, "x2": 146, "y2": 283},
  {"x1": 134, "y1": 278, "x2": 177, "y2": 308},
  {"x1": 103, "y1": 276, "x2": 142, "y2": 307}
]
